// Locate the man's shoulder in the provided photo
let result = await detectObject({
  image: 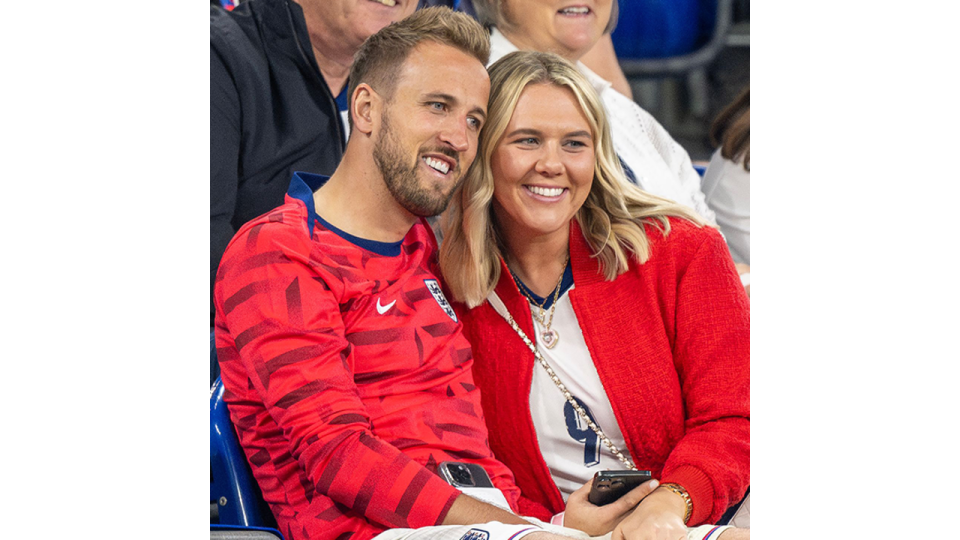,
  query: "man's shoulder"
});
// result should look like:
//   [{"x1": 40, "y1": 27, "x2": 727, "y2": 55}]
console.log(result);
[{"x1": 222, "y1": 199, "x2": 313, "y2": 264}]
